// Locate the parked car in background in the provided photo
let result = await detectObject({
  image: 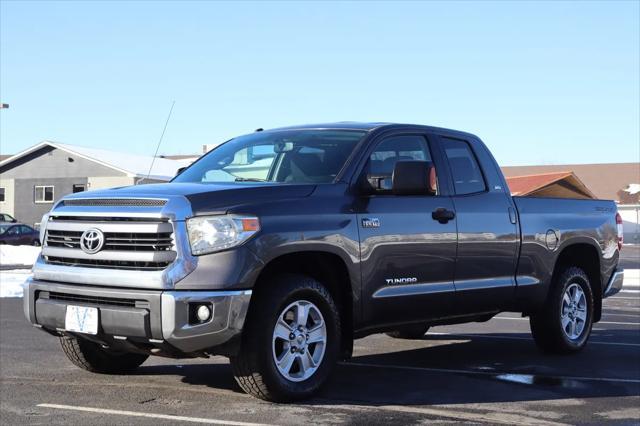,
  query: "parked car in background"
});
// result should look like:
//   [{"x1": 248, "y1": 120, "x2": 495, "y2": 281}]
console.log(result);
[
  {"x1": 0, "y1": 213, "x2": 17, "y2": 223},
  {"x1": 0, "y1": 223, "x2": 40, "y2": 246}
]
